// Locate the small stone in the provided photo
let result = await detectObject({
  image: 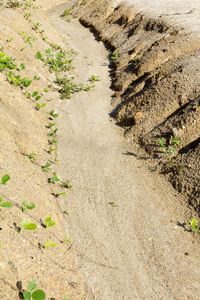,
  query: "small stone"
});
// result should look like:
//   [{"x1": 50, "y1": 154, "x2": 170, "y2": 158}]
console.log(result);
[{"x1": 172, "y1": 127, "x2": 184, "y2": 140}]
